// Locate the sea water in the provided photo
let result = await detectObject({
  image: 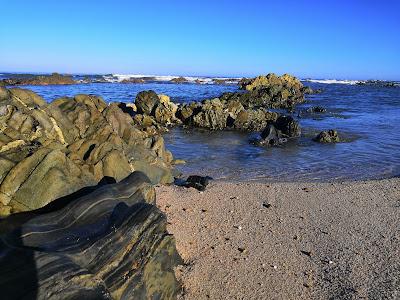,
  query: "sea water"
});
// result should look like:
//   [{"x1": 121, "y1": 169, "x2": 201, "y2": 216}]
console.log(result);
[{"x1": 12, "y1": 81, "x2": 400, "y2": 182}]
